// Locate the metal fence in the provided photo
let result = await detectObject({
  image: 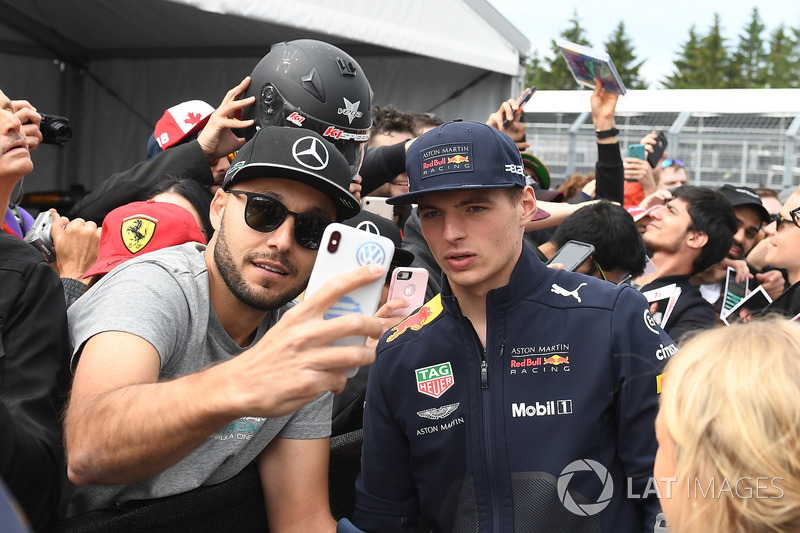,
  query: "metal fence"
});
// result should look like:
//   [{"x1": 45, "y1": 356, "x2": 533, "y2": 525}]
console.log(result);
[{"x1": 524, "y1": 110, "x2": 800, "y2": 194}]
